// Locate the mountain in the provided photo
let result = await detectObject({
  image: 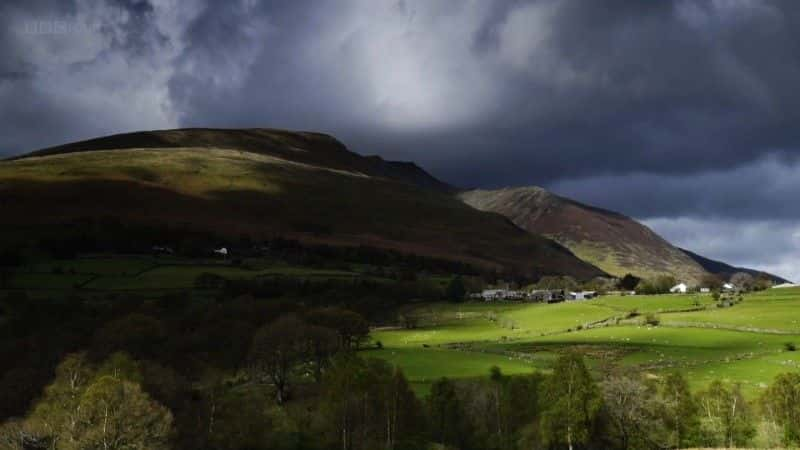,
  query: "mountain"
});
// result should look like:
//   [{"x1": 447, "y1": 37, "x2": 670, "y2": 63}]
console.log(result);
[
  {"x1": 459, "y1": 187, "x2": 710, "y2": 283},
  {"x1": 0, "y1": 128, "x2": 603, "y2": 280},
  {"x1": 11, "y1": 128, "x2": 454, "y2": 192},
  {"x1": 680, "y1": 248, "x2": 791, "y2": 284}
]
